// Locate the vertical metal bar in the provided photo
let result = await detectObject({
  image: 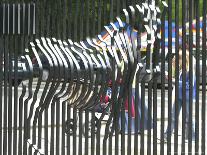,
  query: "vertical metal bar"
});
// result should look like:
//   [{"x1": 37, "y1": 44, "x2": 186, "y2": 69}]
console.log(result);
[
  {"x1": 83, "y1": 0, "x2": 87, "y2": 39},
  {"x1": 132, "y1": 0, "x2": 135, "y2": 7},
  {"x1": 108, "y1": 122, "x2": 112, "y2": 155},
  {"x1": 188, "y1": 0, "x2": 193, "y2": 152},
  {"x1": 97, "y1": 0, "x2": 102, "y2": 34},
  {"x1": 106, "y1": 0, "x2": 110, "y2": 24},
  {"x1": 50, "y1": 99, "x2": 55, "y2": 155},
  {"x1": 160, "y1": 5, "x2": 166, "y2": 154},
  {"x1": 66, "y1": 105, "x2": 71, "y2": 155},
  {"x1": 67, "y1": 0, "x2": 72, "y2": 39},
  {"x1": 56, "y1": 0, "x2": 61, "y2": 39},
  {"x1": 21, "y1": 3, "x2": 25, "y2": 37},
  {"x1": 25, "y1": 4, "x2": 29, "y2": 36},
  {"x1": 91, "y1": 0, "x2": 96, "y2": 37},
  {"x1": 128, "y1": 85, "x2": 132, "y2": 155},
  {"x1": 3, "y1": 36, "x2": 8, "y2": 155},
  {"x1": 51, "y1": 0, "x2": 57, "y2": 37},
  {"x1": 85, "y1": 0, "x2": 89, "y2": 38},
  {"x1": 122, "y1": 0, "x2": 126, "y2": 9},
  {"x1": 32, "y1": 2, "x2": 36, "y2": 36},
  {"x1": 23, "y1": 54, "x2": 33, "y2": 155},
  {"x1": 78, "y1": 109, "x2": 83, "y2": 155},
  {"x1": 73, "y1": 108, "x2": 77, "y2": 155},
  {"x1": 0, "y1": 37, "x2": 2, "y2": 155},
  {"x1": 140, "y1": 78, "x2": 146, "y2": 155},
  {"x1": 121, "y1": 96, "x2": 125, "y2": 155},
  {"x1": 116, "y1": 0, "x2": 120, "y2": 17},
  {"x1": 43, "y1": 0, "x2": 47, "y2": 37},
  {"x1": 147, "y1": 81, "x2": 152, "y2": 155},
  {"x1": 80, "y1": 0, "x2": 84, "y2": 40},
  {"x1": 56, "y1": 100, "x2": 60, "y2": 155},
  {"x1": 35, "y1": 0, "x2": 40, "y2": 38},
  {"x1": 22, "y1": 3, "x2": 29, "y2": 155},
  {"x1": 91, "y1": 108, "x2": 95, "y2": 155},
  {"x1": 109, "y1": 0, "x2": 113, "y2": 22},
  {"x1": 18, "y1": 14, "x2": 24, "y2": 153},
  {"x1": 19, "y1": 84, "x2": 26, "y2": 155},
  {"x1": 74, "y1": 0, "x2": 79, "y2": 41},
  {"x1": 13, "y1": 4, "x2": 18, "y2": 154},
  {"x1": 134, "y1": 73, "x2": 140, "y2": 155},
  {"x1": 37, "y1": 112, "x2": 43, "y2": 150},
  {"x1": 62, "y1": 0, "x2": 67, "y2": 39},
  {"x1": 46, "y1": 0, "x2": 51, "y2": 37},
  {"x1": 106, "y1": 57, "x2": 120, "y2": 155},
  {"x1": 174, "y1": 0, "x2": 180, "y2": 152},
  {"x1": 2, "y1": 3, "x2": 7, "y2": 155},
  {"x1": 57, "y1": 0, "x2": 62, "y2": 39},
  {"x1": 85, "y1": 109, "x2": 89, "y2": 155},
  {"x1": 108, "y1": 60, "x2": 116, "y2": 155},
  {"x1": 102, "y1": 0, "x2": 106, "y2": 29},
  {"x1": 146, "y1": 41, "x2": 151, "y2": 71},
  {"x1": 52, "y1": 0, "x2": 57, "y2": 37},
  {"x1": 201, "y1": 0, "x2": 206, "y2": 154},
  {"x1": 153, "y1": 73, "x2": 158, "y2": 155},
  {"x1": 115, "y1": 90, "x2": 120, "y2": 155},
  {"x1": 195, "y1": 0, "x2": 200, "y2": 153},
  {"x1": 181, "y1": 0, "x2": 187, "y2": 153},
  {"x1": 167, "y1": 0, "x2": 173, "y2": 153},
  {"x1": 152, "y1": 6, "x2": 160, "y2": 155},
  {"x1": 23, "y1": 7, "x2": 29, "y2": 155},
  {"x1": 0, "y1": 5, "x2": 3, "y2": 155},
  {"x1": 32, "y1": 109, "x2": 37, "y2": 153},
  {"x1": 126, "y1": 0, "x2": 130, "y2": 7},
  {"x1": 7, "y1": 4, "x2": 13, "y2": 155},
  {"x1": 62, "y1": 101, "x2": 66, "y2": 155},
  {"x1": 96, "y1": 110, "x2": 102, "y2": 155}
]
